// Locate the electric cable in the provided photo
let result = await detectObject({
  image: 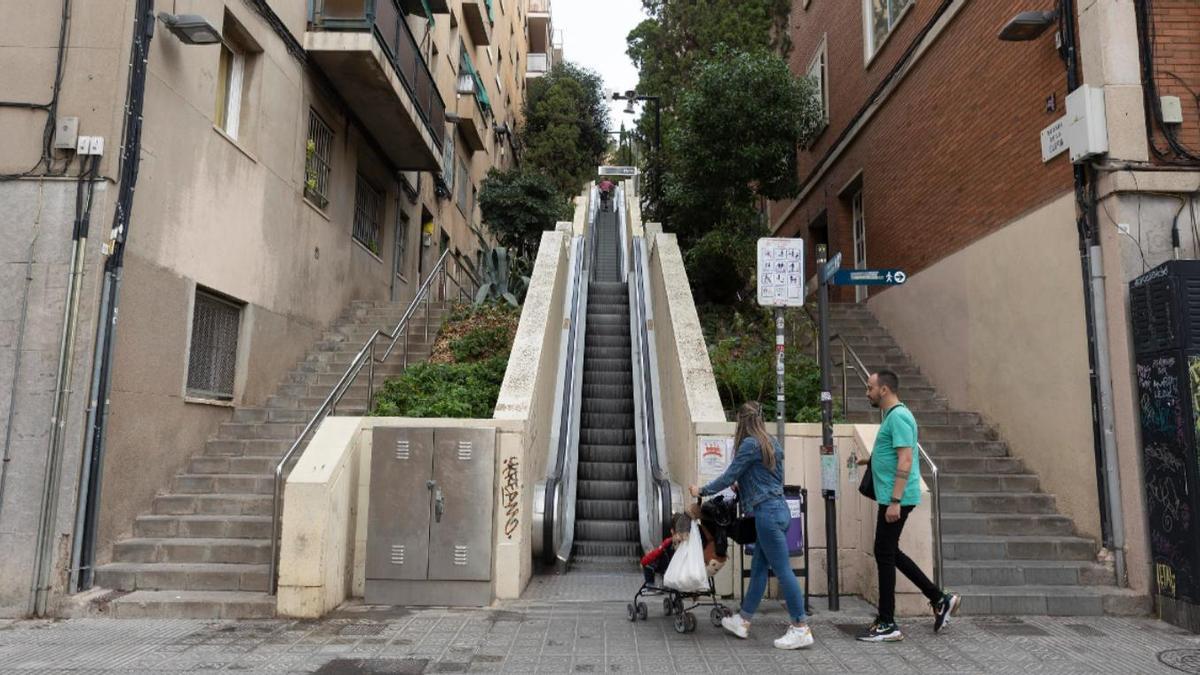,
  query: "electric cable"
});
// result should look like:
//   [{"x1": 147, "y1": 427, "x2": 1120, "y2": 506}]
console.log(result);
[{"x1": 1, "y1": 0, "x2": 74, "y2": 181}]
